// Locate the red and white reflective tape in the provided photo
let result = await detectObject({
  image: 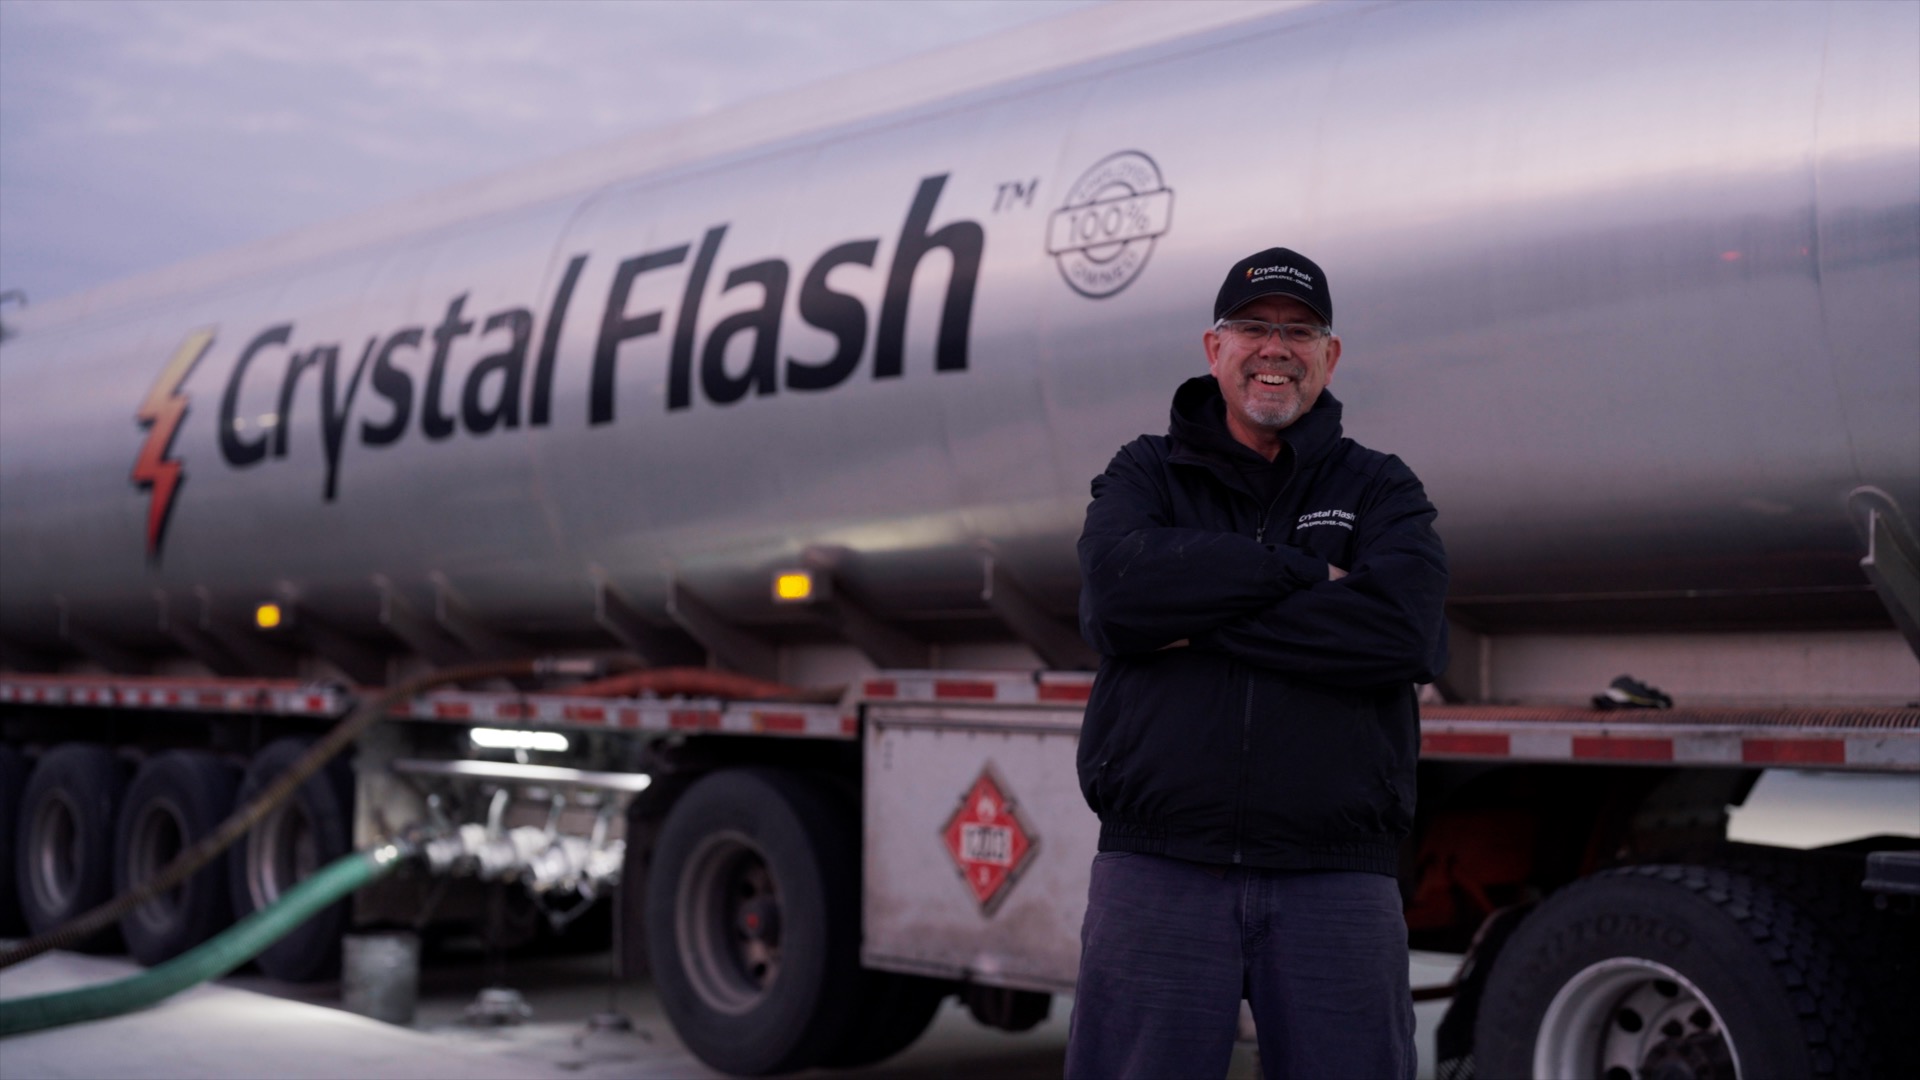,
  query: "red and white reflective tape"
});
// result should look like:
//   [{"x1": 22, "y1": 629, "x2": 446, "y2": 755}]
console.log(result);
[
  {"x1": 0, "y1": 676, "x2": 348, "y2": 718},
  {"x1": 0, "y1": 674, "x2": 854, "y2": 739},
  {"x1": 860, "y1": 670, "x2": 1094, "y2": 706},
  {"x1": 1420, "y1": 722, "x2": 1918, "y2": 772},
  {"x1": 387, "y1": 691, "x2": 856, "y2": 740},
  {"x1": 9, "y1": 672, "x2": 1913, "y2": 767}
]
